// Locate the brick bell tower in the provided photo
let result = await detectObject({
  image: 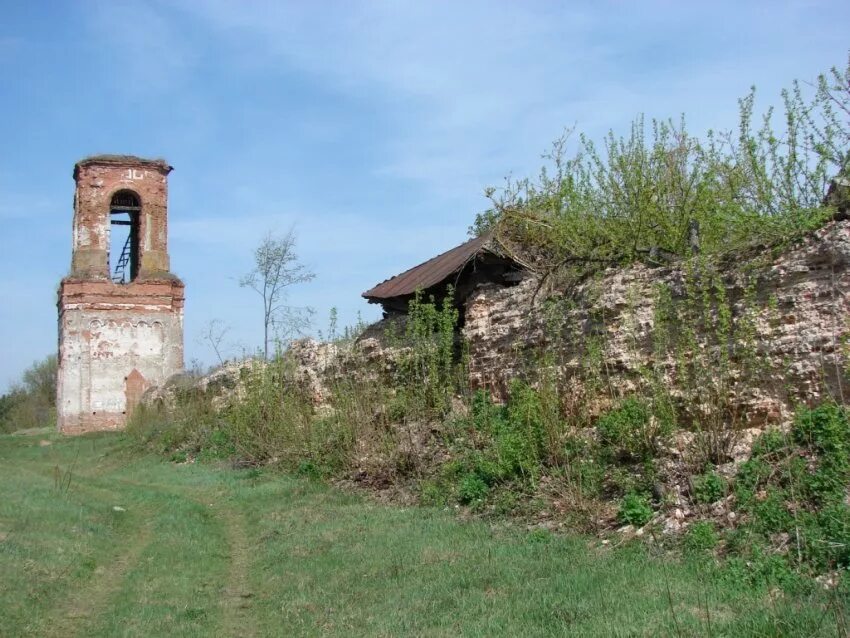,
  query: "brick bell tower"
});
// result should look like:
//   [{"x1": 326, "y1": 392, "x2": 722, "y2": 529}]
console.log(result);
[{"x1": 57, "y1": 156, "x2": 185, "y2": 434}]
